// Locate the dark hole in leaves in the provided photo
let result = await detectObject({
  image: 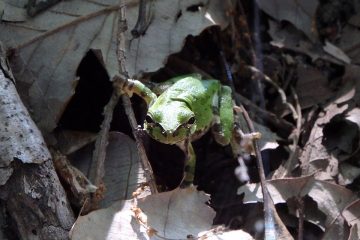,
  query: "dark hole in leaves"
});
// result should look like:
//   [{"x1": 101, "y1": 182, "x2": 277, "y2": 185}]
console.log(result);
[
  {"x1": 56, "y1": 50, "x2": 144, "y2": 137},
  {"x1": 322, "y1": 114, "x2": 359, "y2": 154},
  {"x1": 186, "y1": 3, "x2": 204, "y2": 12},
  {"x1": 57, "y1": 50, "x2": 112, "y2": 132}
]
